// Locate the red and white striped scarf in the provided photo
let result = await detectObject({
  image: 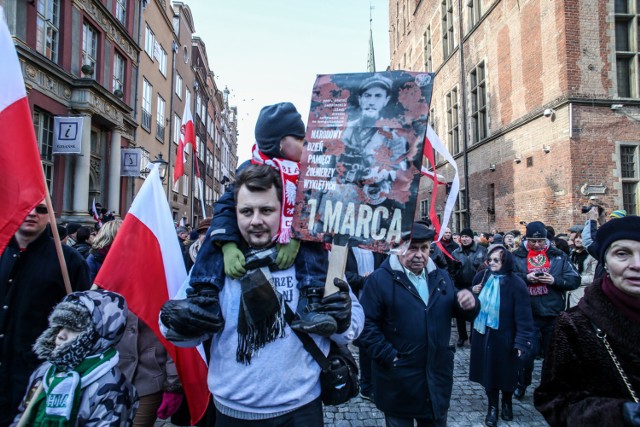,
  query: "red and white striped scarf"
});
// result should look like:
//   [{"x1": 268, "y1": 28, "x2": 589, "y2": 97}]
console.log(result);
[{"x1": 251, "y1": 144, "x2": 299, "y2": 244}]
